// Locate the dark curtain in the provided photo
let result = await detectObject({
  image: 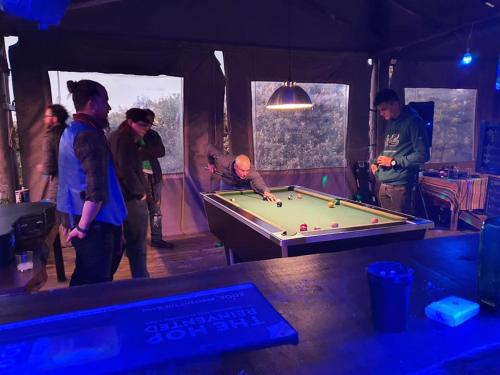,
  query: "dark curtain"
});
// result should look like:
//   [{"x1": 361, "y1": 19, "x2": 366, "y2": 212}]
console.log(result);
[
  {"x1": 224, "y1": 47, "x2": 372, "y2": 197},
  {"x1": 390, "y1": 59, "x2": 497, "y2": 165},
  {"x1": 10, "y1": 34, "x2": 224, "y2": 234}
]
